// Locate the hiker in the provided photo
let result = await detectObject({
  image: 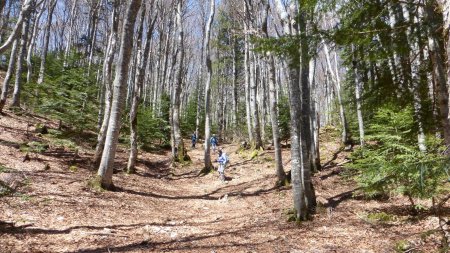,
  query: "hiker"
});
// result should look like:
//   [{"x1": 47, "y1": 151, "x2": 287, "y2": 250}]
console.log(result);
[
  {"x1": 191, "y1": 132, "x2": 197, "y2": 148},
  {"x1": 216, "y1": 148, "x2": 229, "y2": 182},
  {"x1": 210, "y1": 134, "x2": 218, "y2": 152}
]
